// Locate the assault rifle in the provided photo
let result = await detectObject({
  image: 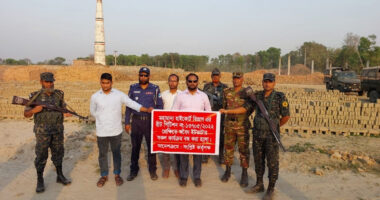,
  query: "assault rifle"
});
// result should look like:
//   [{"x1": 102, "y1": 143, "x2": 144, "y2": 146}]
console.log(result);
[
  {"x1": 12, "y1": 96, "x2": 88, "y2": 120},
  {"x1": 245, "y1": 87, "x2": 286, "y2": 152}
]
